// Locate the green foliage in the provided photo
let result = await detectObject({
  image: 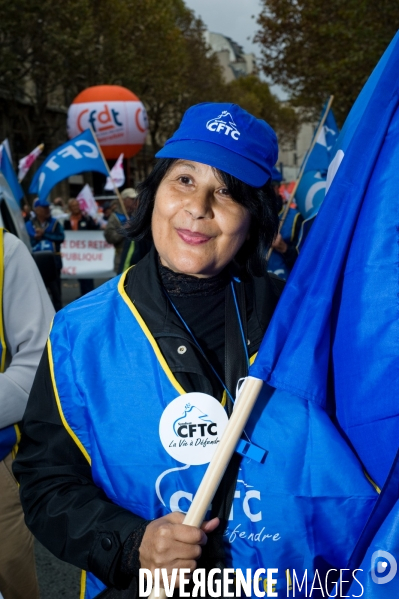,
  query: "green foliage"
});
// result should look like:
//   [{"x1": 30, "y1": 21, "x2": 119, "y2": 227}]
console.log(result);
[
  {"x1": 222, "y1": 75, "x2": 299, "y2": 145},
  {"x1": 0, "y1": 0, "x2": 94, "y2": 145},
  {"x1": 0, "y1": 0, "x2": 297, "y2": 157},
  {"x1": 0, "y1": 0, "x2": 223, "y2": 151},
  {"x1": 103, "y1": 0, "x2": 224, "y2": 150},
  {"x1": 255, "y1": 0, "x2": 399, "y2": 125}
]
